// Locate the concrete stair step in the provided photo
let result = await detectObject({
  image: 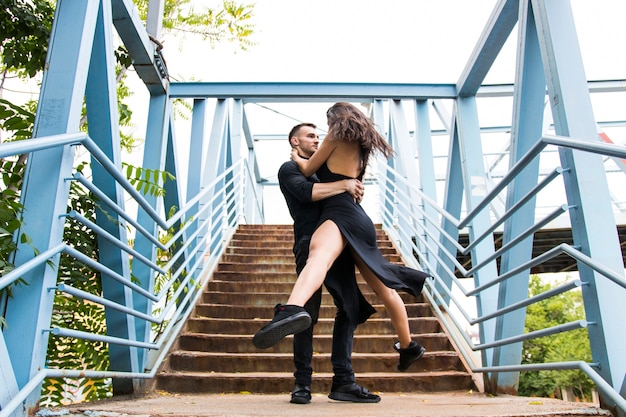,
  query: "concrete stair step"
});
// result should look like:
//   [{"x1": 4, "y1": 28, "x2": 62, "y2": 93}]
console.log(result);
[
  {"x1": 193, "y1": 302, "x2": 433, "y2": 319},
  {"x1": 184, "y1": 317, "x2": 442, "y2": 335},
  {"x1": 155, "y1": 371, "x2": 475, "y2": 394},
  {"x1": 154, "y1": 224, "x2": 475, "y2": 394},
  {"x1": 200, "y1": 290, "x2": 422, "y2": 305},
  {"x1": 177, "y1": 333, "x2": 455, "y2": 353},
  {"x1": 166, "y1": 351, "x2": 465, "y2": 373}
]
